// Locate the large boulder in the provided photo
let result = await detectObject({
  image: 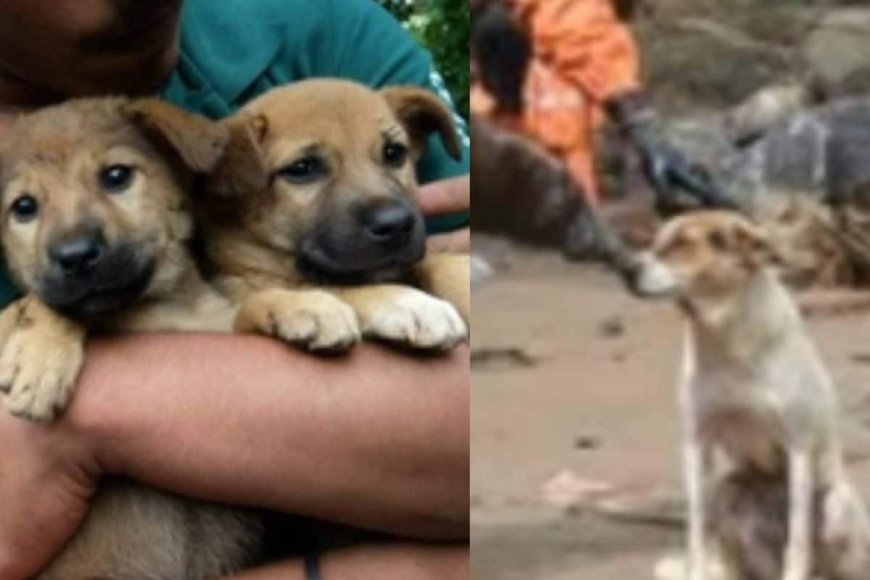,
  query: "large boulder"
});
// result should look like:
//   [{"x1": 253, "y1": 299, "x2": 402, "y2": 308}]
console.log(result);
[
  {"x1": 803, "y1": 8, "x2": 870, "y2": 98},
  {"x1": 630, "y1": 3, "x2": 870, "y2": 115}
]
